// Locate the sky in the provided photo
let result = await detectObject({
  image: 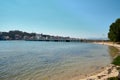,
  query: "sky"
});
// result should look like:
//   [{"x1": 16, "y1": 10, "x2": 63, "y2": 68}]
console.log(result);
[{"x1": 0, "y1": 0, "x2": 120, "y2": 39}]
